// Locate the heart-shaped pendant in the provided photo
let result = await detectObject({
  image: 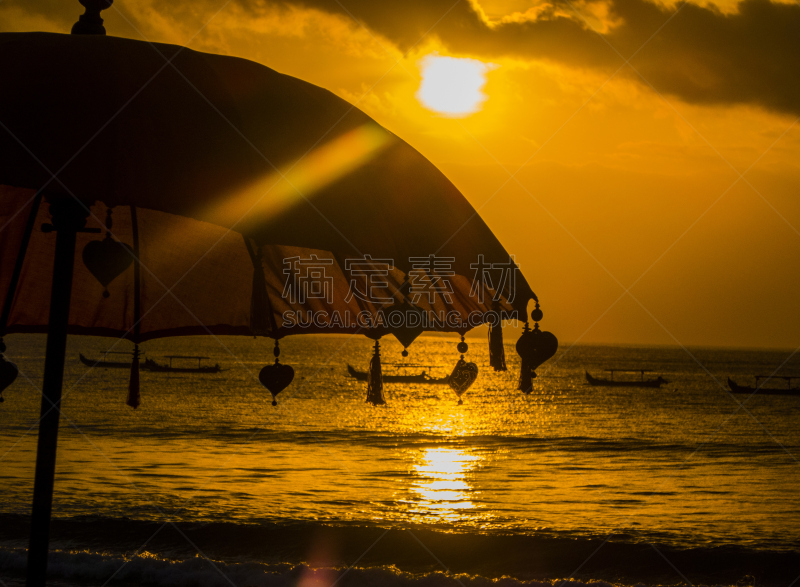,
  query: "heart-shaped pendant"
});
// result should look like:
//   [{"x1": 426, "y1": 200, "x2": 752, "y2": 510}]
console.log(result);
[
  {"x1": 259, "y1": 362, "x2": 294, "y2": 406},
  {"x1": 516, "y1": 327, "x2": 558, "y2": 371},
  {"x1": 448, "y1": 359, "x2": 478, "y2": 403},
  {"x1": 529, "y1": 329, "x2": 558, "y2": 369},
  {"x1": 82, "y1": 235, "x2": 134, "y2": 297}
]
